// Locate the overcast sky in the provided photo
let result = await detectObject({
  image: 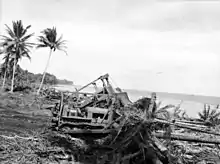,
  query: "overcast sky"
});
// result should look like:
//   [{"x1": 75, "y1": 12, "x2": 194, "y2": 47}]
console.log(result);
[{"x1": 1, "y1": 0, "x2": 220, "y2": 96}]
